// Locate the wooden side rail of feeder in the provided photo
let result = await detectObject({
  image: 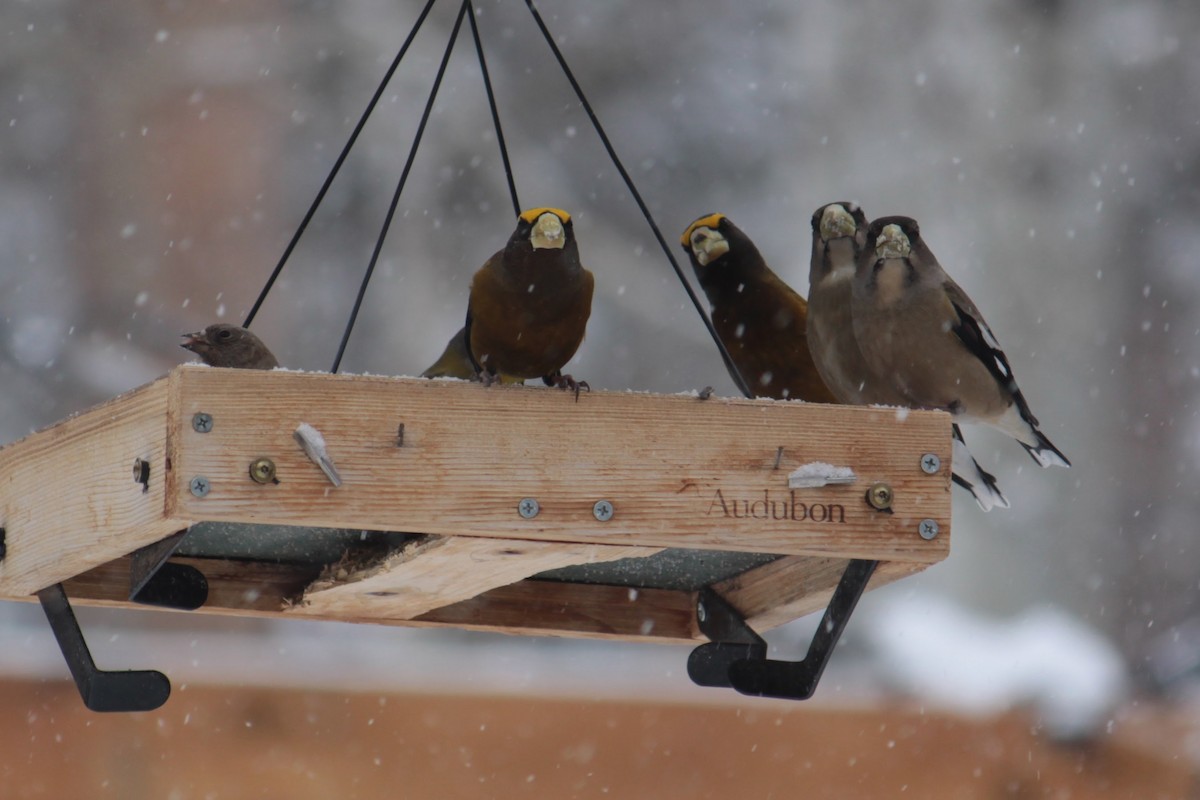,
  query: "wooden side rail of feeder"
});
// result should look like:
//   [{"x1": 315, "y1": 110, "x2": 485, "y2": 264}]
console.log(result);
[{"x1": 0, "y1": 364, "x2": 951, "y2": 648}]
